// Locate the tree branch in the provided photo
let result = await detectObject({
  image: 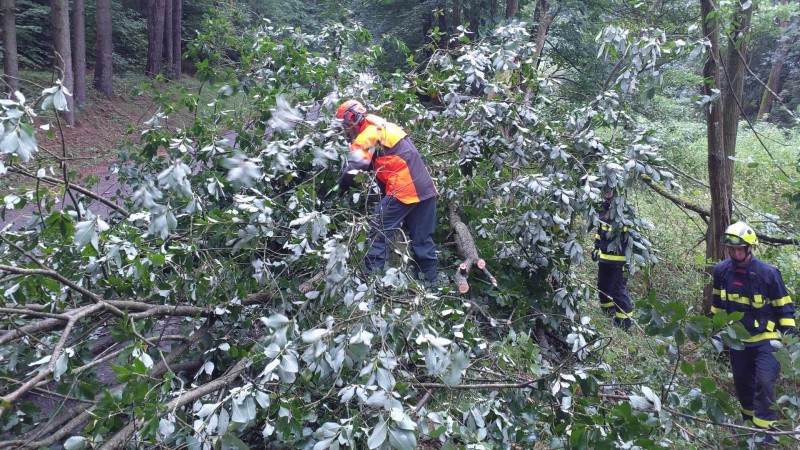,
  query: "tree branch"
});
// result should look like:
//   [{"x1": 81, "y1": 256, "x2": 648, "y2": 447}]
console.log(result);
[
  {"x1": 8, "y1": 165, "x2": 129, "y2": 215},
  {"x1": 98, "y1": 357, "x2": 248, "y2": 450},
  {"x1": 640, "y1": 175, "x2": 798, "y2": 245}
]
